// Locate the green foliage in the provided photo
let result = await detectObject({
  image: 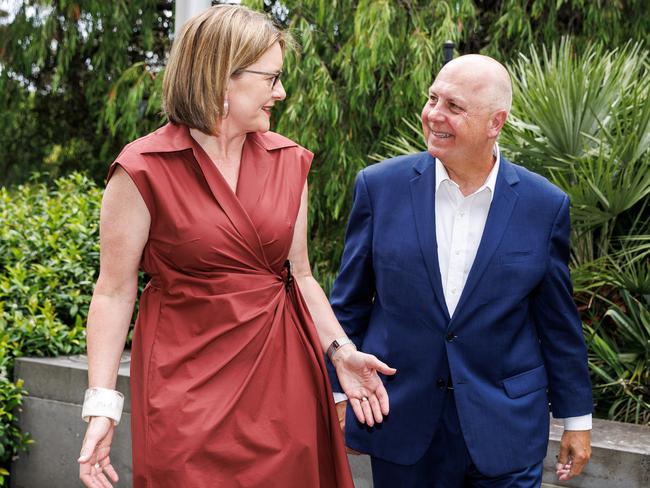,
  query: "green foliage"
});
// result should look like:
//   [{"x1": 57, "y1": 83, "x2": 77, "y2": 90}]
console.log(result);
[
  {"x1": 0, "y1": 0, "x2": 173, "y2": 184},
  {"x1": 586, "y1": 290, "x2": 650, "y2": 424},
  {"x1": 0, "y1": 173, "x2": 102, "y2": 477}
]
